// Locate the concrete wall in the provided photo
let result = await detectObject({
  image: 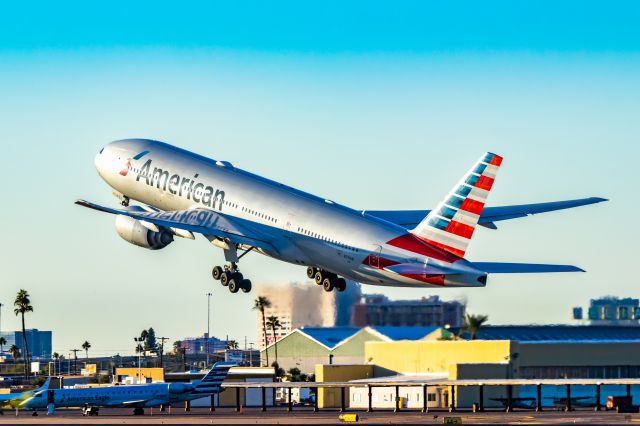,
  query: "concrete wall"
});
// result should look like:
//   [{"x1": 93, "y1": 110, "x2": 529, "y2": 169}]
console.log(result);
[
  {"x1": 349, "y1": 385, "x2": 445, "y2": 409},
  {"x1": 449, "y1": 363, "x2": 513, "y2": 408},
  {"x1": 315, "y1": 364, "x2": 374, "y2": 408}
]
